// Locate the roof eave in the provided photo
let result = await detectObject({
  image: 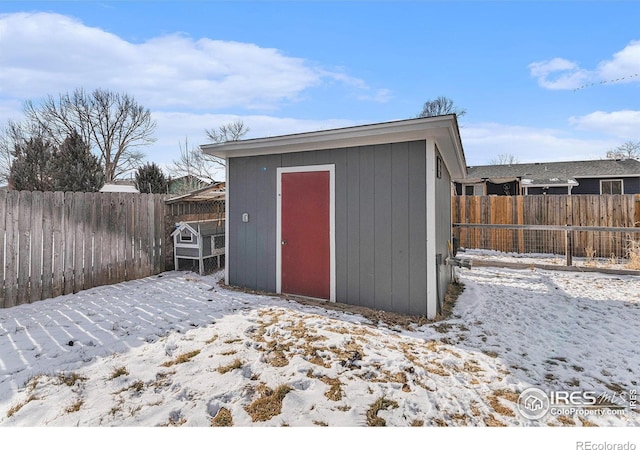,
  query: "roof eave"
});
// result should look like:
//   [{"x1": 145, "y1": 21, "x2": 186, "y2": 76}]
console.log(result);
[{"x1": 201, "y1": 116, "x2": 467, "y2": 179}]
